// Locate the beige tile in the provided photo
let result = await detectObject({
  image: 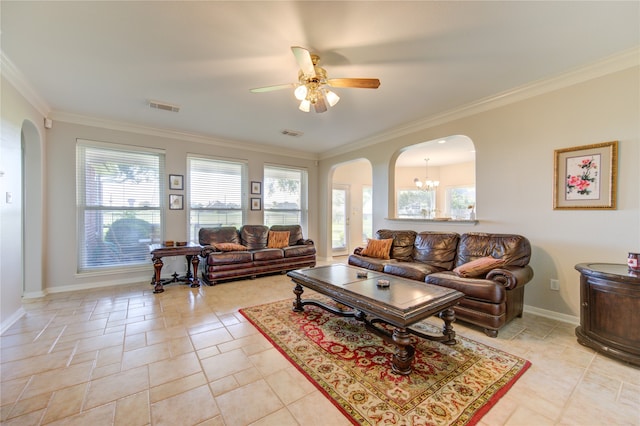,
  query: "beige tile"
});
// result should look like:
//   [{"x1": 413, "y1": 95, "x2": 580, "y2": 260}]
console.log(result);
[
  {"x1": 249, "y1": 347, "x2": 294, "y2": 376},
  {"x1": 285, "y1": 390, "x2": 352, "y2": 426},
  {"x1": 84, "y1": 365, "x2": 149, "y2": 409},
  {"x1": 189, "y1": 327, "x2": 234, "y2": 351},
  {"x1": 265, "y1": 367, "x2": 316, "y2": 405},
  {"x1": 216, "y1": 380, "x2": 283, "y2": 425},
  {"x1": 0, "y1": 376, "x2": 30, "y2": 406},
  {"x1": 121, "y1": 342, "x2": 171, "y2": 370},
  {"x1": 40, "y1": 382, "x2": 88, "y2": 424},
  {"x1": 148, "y1": 351, "x2": 202, "y2": 388},
  {"x1": 208, "y1": 375, "x2": 239, "y2": 397},
  {"x1": 5, "y1": 391, "x2": 51, "y2": 420},
  {"x1": 150, "y1": 384, "x2": 219, "y2": 426},
  {"x1": 21, "y1": 360, "x2": 94, "y2": 399},
  {"x1": 46, "y1": 402, "x2": 115, "y2": 426},
  {"x1": 0, "y1": 408, "x2": 45, "y2": 425},
  {"x1": 200, "y1": 348, "x2": 253, "y2": 382},
  {"x1": 0, "y1": 348, "x2": 73, "y2": 381},
  {"x1": 149, "y1": 372, "x2": 208, "y2": 403},
  {"x1": 249, "y1": 407, "x2": 299, "y2": 426},
  {"x1": 145, "y1": 324, "x2": 189, "y2": 345},
  {"x1": 114, "y1": 390, "x2": 150, "y2": 426},
  {"x1": 167, "y1": 335, "x2": 195, "y2": 357}
]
